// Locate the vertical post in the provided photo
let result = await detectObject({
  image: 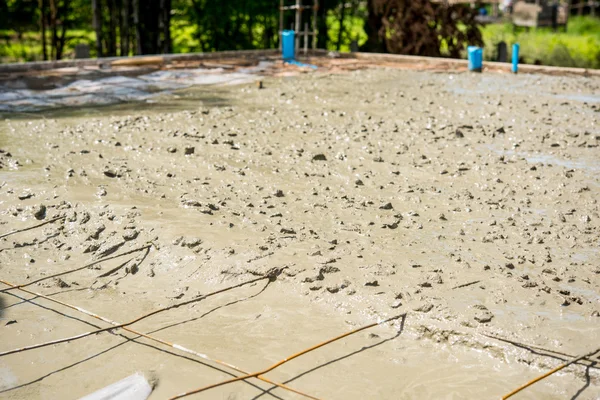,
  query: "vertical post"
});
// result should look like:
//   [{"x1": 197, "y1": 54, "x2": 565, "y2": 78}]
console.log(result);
[
  {"x1": 295, "y1": 0, "x2": 301, "y2": 58},
  {"x1": 304, "y1": 22, "x2": 308, "y2": 56},
  {"x1": 279, "y1": 0, "x2": 284, "y2": 50},
  {"x1": 313, "y1": 0, "x2": 318, "y2": 49},
  {"x1": 121, "y1": 0, "x2": 131, "y2": 56},
  {"x1": 161, "y1": 0, "x2": 172, "y2": 54},
  {"x1": 39, "y1": 0, "x2": 48, "y2": 60},
  {"x1": 512, "y1": 43, "x2": 520, "y2": 74},
  {"x1": 92, "y1": 0, "x2": 103, "y2": 57},
  {"x1": 497, "y1": 41, "x2": 507, "y2": 62}
]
